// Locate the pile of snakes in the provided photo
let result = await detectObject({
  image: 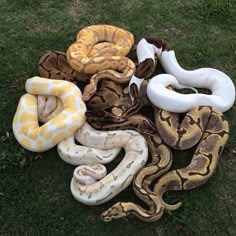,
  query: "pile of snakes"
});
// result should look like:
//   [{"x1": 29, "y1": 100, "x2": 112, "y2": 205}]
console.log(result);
[{"x1": 12, "y1": 24, "x2": 235, "y2": 222}]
